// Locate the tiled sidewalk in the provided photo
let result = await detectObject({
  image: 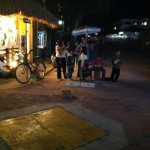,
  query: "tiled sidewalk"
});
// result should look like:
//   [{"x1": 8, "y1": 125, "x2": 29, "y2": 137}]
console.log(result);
[{"x1": 0, "y1": 60, "x2": 54, "y2": 91}]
